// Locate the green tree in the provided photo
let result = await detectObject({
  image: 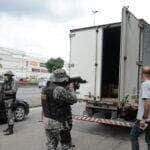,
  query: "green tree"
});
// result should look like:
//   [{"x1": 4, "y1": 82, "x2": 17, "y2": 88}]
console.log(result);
[{"x1": 46, "y1": 57, "x2": 64, "y2": 73}]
